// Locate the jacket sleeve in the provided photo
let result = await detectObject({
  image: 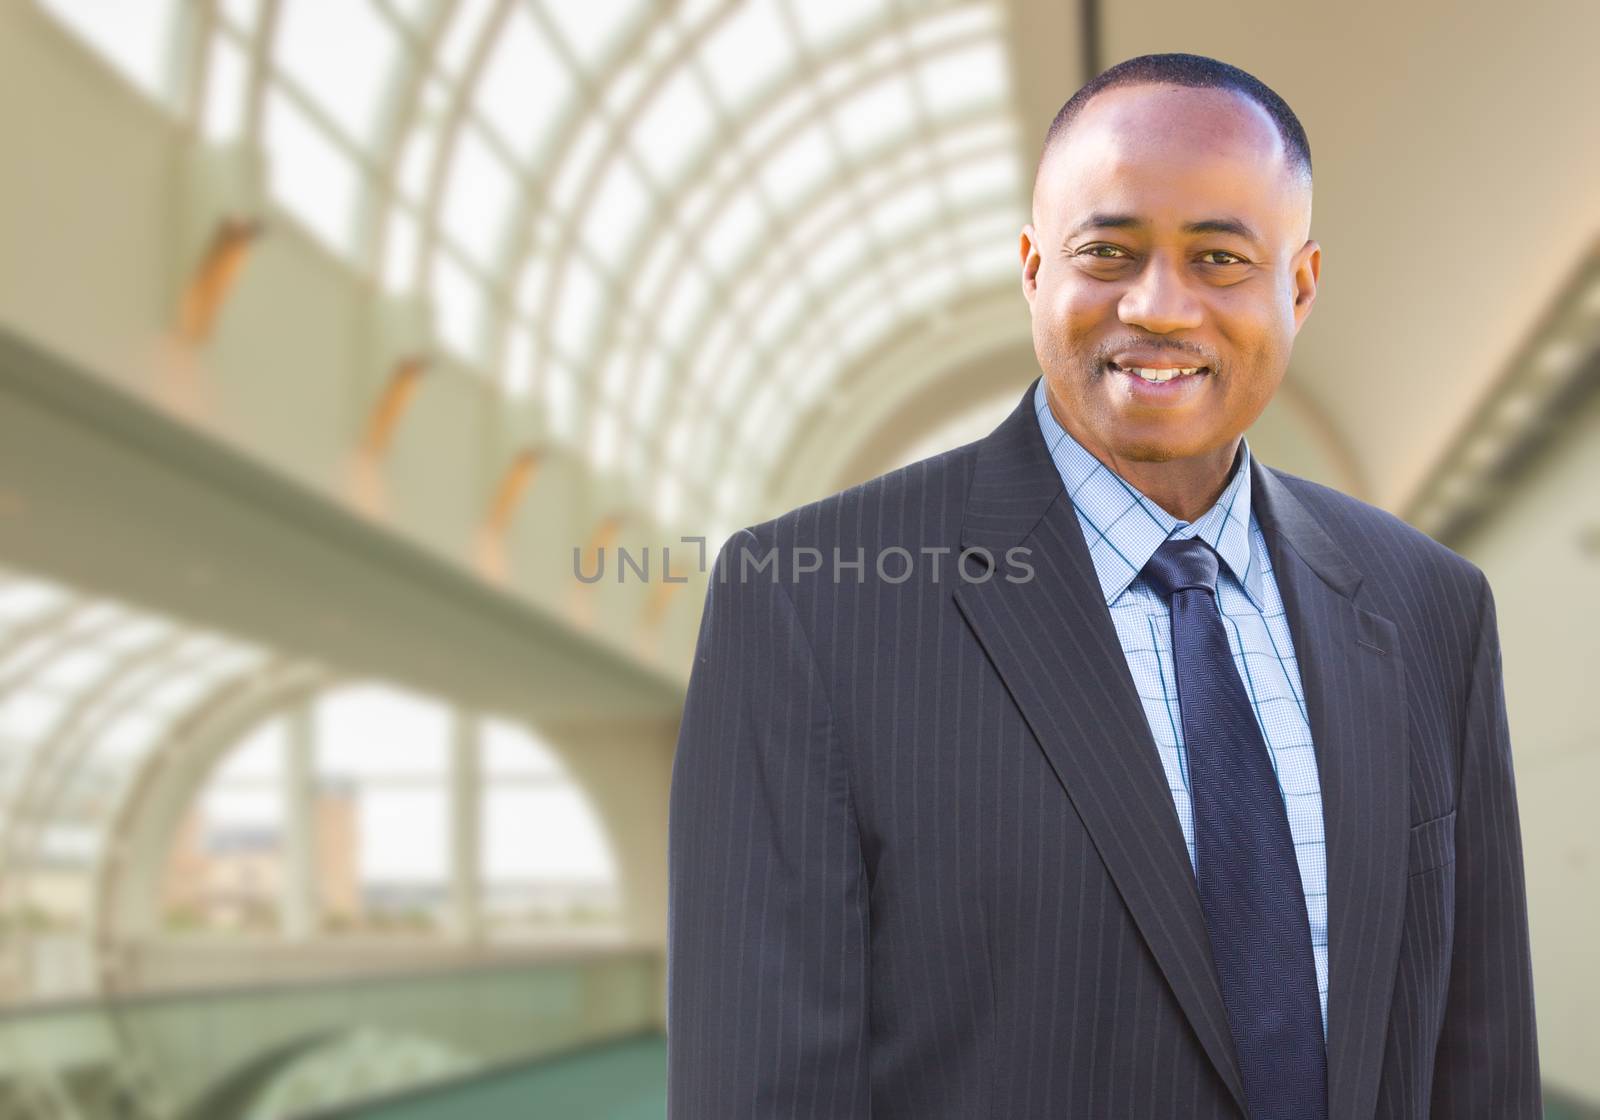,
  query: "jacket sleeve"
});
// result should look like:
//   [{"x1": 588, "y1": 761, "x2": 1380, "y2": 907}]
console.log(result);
[
  {"x1": 1429, "y1": 570, "x2": 1541, "y2": 1115},
  {"x1": 666, "y1": 529, "x2": 873, "y2": 1117}
]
